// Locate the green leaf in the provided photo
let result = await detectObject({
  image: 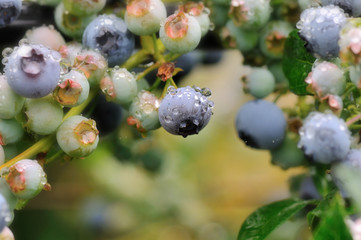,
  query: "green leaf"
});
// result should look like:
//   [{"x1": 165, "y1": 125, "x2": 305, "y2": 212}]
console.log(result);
[
  {"x1": 307, "y1": 190, "x2": 336, "y2": 230},
  {"x1": 313, "y1": 194, "x2": 352, "y2": 240},
  {"x1": 237, "y1": 199, "x2": 311, "y2": 240},
  {"x1": 282, "y1": 30, "x2": 315, "y2": 95}
]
